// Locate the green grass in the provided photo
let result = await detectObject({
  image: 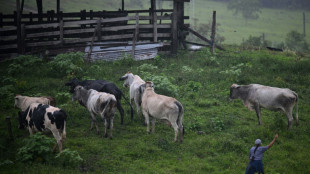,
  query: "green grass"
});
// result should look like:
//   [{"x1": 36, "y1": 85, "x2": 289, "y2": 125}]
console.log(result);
[{"x1": 0, "y1": 48, "x2": 310, "y2": 173}]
